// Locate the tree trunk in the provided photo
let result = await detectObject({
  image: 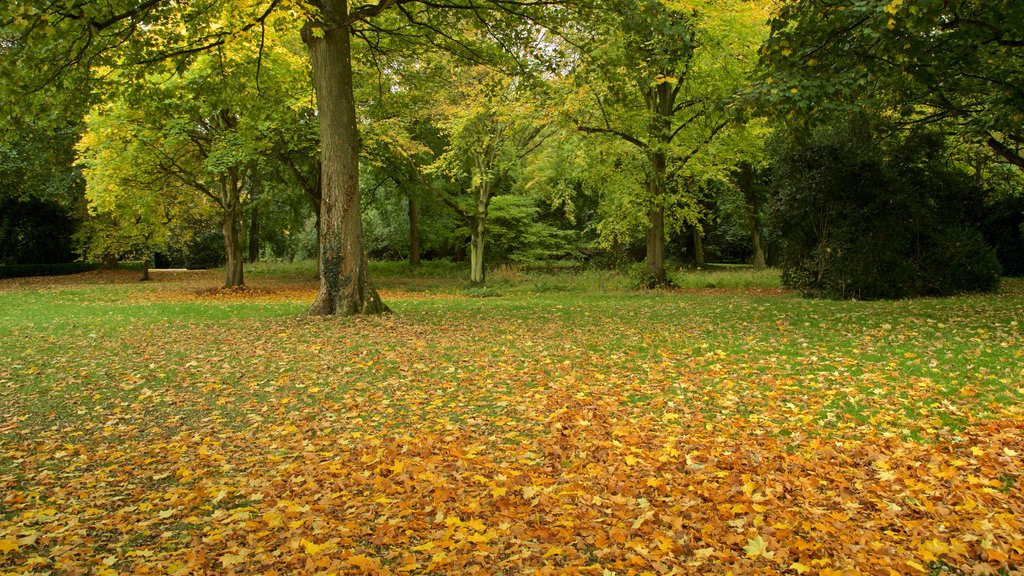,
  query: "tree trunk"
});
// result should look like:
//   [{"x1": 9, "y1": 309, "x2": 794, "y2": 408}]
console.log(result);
[
  {"x1": 469, "y1": 215, "x2": 486, "y2": 284},
  {"x1": 248, "y1": 204, "x2": 260, "y2": 263},
  {"x1": 303, "y1": 2, "x2": 388, "y2": 315},
  {"x1": 736, "y1": 162, "x2": 765, "y2": 271},
  {"x1": 646, "y1": 205, "x2": 666, "y2": 283},
  {"x1": 646, "y1": 147, "x2": 668, "y2": 286},
  {"x1": 408, "y1": 195, "x2": 421, "y2": 267},
  {"x1": 644, "y1": 81, "x2": 673, "y2": 287},
  {"x1": 222, "y1": 170, "x2": 244, "y2": 288},
  {"x1": 692, "y1": 226, "x2": 705, "y2": 268}
]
